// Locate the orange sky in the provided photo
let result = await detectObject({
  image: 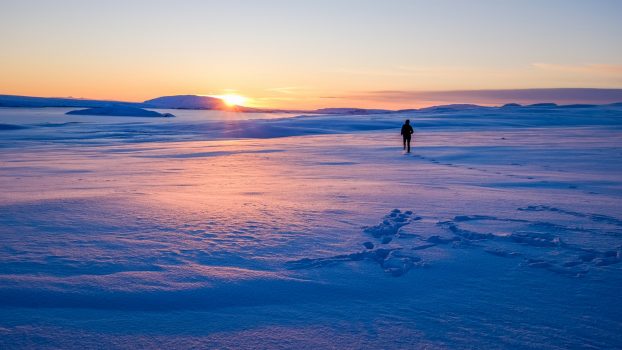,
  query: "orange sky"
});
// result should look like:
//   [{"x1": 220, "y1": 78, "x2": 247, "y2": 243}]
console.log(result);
[{"x1": 1, "y1": 1, "x2": 621, "y2": 109}]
